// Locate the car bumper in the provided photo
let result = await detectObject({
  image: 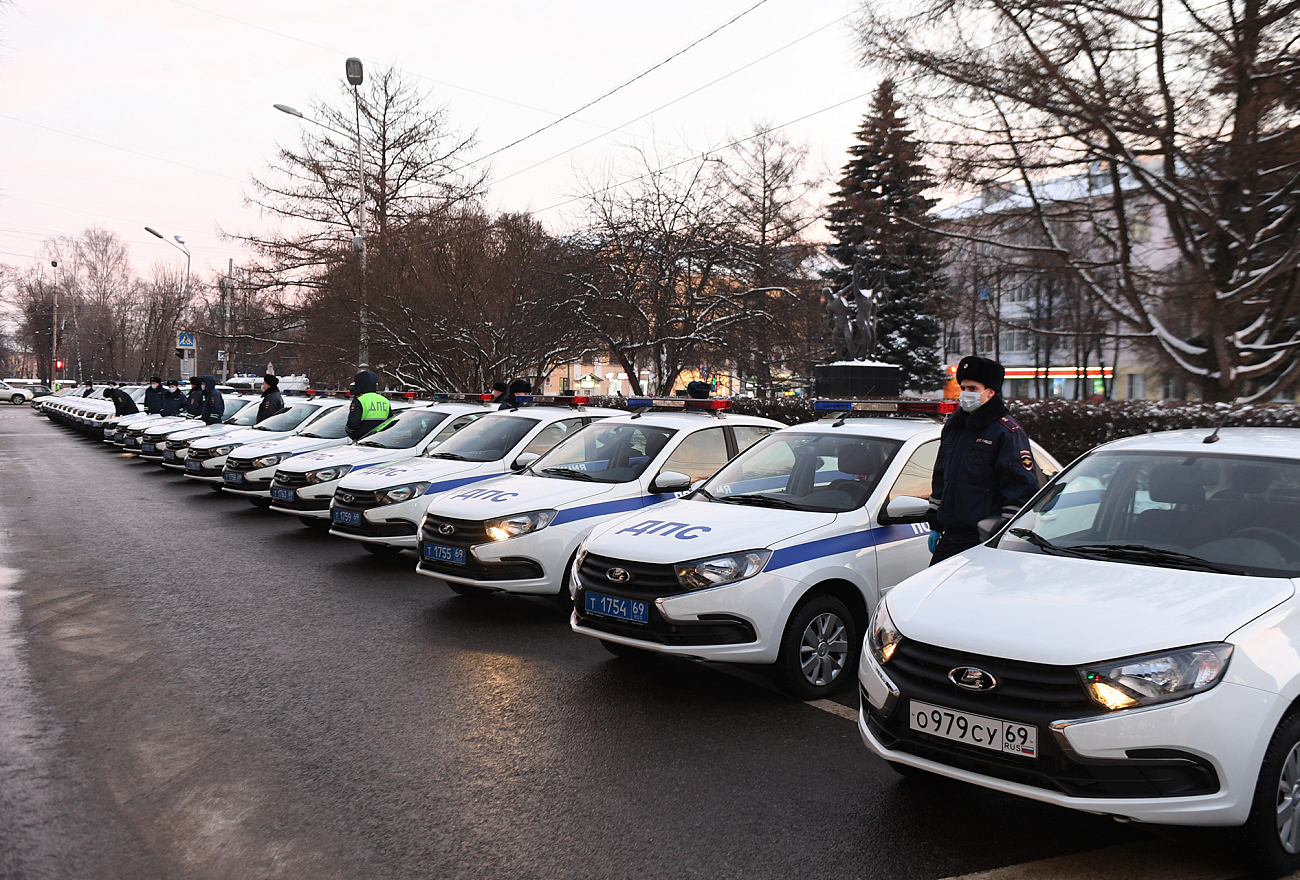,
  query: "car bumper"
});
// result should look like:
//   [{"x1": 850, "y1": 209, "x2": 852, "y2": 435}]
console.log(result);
[
  {"x1": 329, "y1": 497, "x2": 423, "y2": 547},
  {"x1": 857, "y1": 650, "x2": 1279, "y2": 826},
  {"x1": 268, "y1": 481, "x2": 335, "y2": 517},
  {"x1": 183, "y1": 459, "x2": 230, "y2": 482},
  {"x1": 414, "y1": 525, "x2": 581, "y2": 594},
  {"x1": 220, "y1": 466, "x2": 276, "y2": 496}
]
